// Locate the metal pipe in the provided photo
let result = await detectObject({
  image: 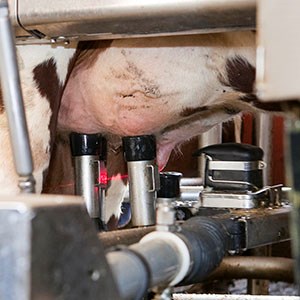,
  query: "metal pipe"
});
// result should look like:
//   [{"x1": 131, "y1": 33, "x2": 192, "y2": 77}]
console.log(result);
[
  {"x1": 255, "y1": 112, "x2": 273, "y2": 186},
  {"x1": 123, "y1": 178, "x2": 203, "y2": 206},
  {"x1": 106, "y1": 250, "x2": 149, "y2": 300},
  {"x1": 179, "y1": 185, "x2": 202, "y2": 205},
  {"x1": 10, "y1": 0, "x2": 256, "y2": 43},
  {"x1": 106, "y1": 215, "x2": 231, "y2": 298},
  {"x1": 247, "y1": 246, "x2": 271, "y2": 295},
  {"x1": 99, "y1": 226, "x2": 155, "y2": 249},
  {"x1": 285, "y1": 119, "x2": 300, "y2": 294},
  {"x1": 180, "y1": 177, "x2": 203, "y2": 186},
  {"x1": 106, "y1": 231, "x2": 190, "y2": 300},
  {"x1": 207, "y1": 256, "x2": 294, "y2": 283},
  {"x1": 0, "y1": 0, "x2": 35, "y2": 193},
  {"x1": 130, "y1": 236, "x2": 185, "y2": 287}
]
